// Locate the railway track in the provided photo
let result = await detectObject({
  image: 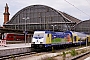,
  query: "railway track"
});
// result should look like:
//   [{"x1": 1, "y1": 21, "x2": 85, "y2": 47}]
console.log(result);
[
  {"x1": 0, "y1": 51, "x2": 51, "y2": 60},
  {"x1": 0, "y1": 46, "x2": 89, "y2": 60},
  {"x1": 0, "y1": 52, "x2": 37, "y2": 60},
  {"x1": 18, "y1": 46, "x2": 90, "y2": 60},
  {"x1": 0, "y1": 48, "x2": 67, "y2": 60},
  {"x1": 71, "y1": 51, "x2": 90, "y2": 60}
]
